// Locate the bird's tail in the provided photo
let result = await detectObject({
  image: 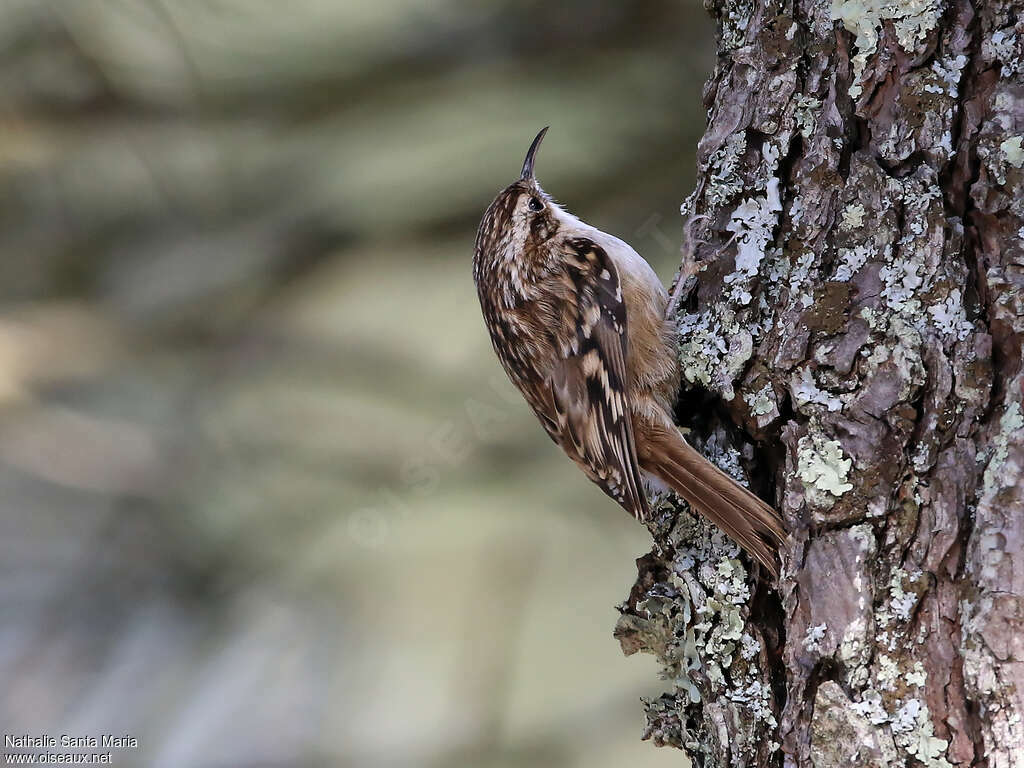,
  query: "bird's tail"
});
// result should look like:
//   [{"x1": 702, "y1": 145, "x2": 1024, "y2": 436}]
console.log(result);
[{"x1": 637, "y1": 424, "x2": 786, "y2": 579}]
